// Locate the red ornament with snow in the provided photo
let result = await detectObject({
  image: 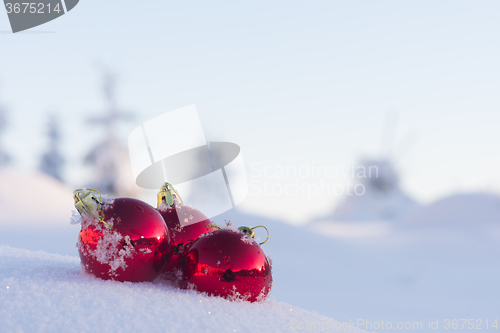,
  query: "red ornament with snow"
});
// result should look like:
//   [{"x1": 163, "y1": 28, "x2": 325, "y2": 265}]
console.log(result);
[
  {"x1": 156, "y1": 183, "x2": 218, "y2": 278},
  {"x1": 182, "y1": 226, "x2": 272, "y2": 302},
  {"x1": 74, "y1": 189, "x2": 171, "y2": 282}
]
